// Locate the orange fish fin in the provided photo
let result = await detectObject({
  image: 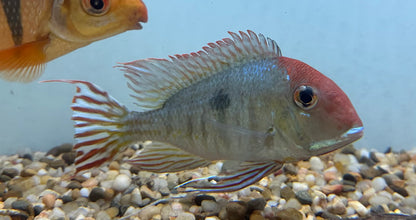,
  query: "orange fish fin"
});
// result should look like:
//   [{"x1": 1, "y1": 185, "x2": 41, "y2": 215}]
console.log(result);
[
  {"x1": 128, "y1": 141, "x2": 211, "y2": 172},
  {"x1": 41, "y1": 80, "x2": 130, "y2": 173},
  {"x1": 176, "y1": 161, "x2": 282, "y2": 192},
  {"x1": 0, "y1": 39, "x2": 49, "y2": 82}
]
